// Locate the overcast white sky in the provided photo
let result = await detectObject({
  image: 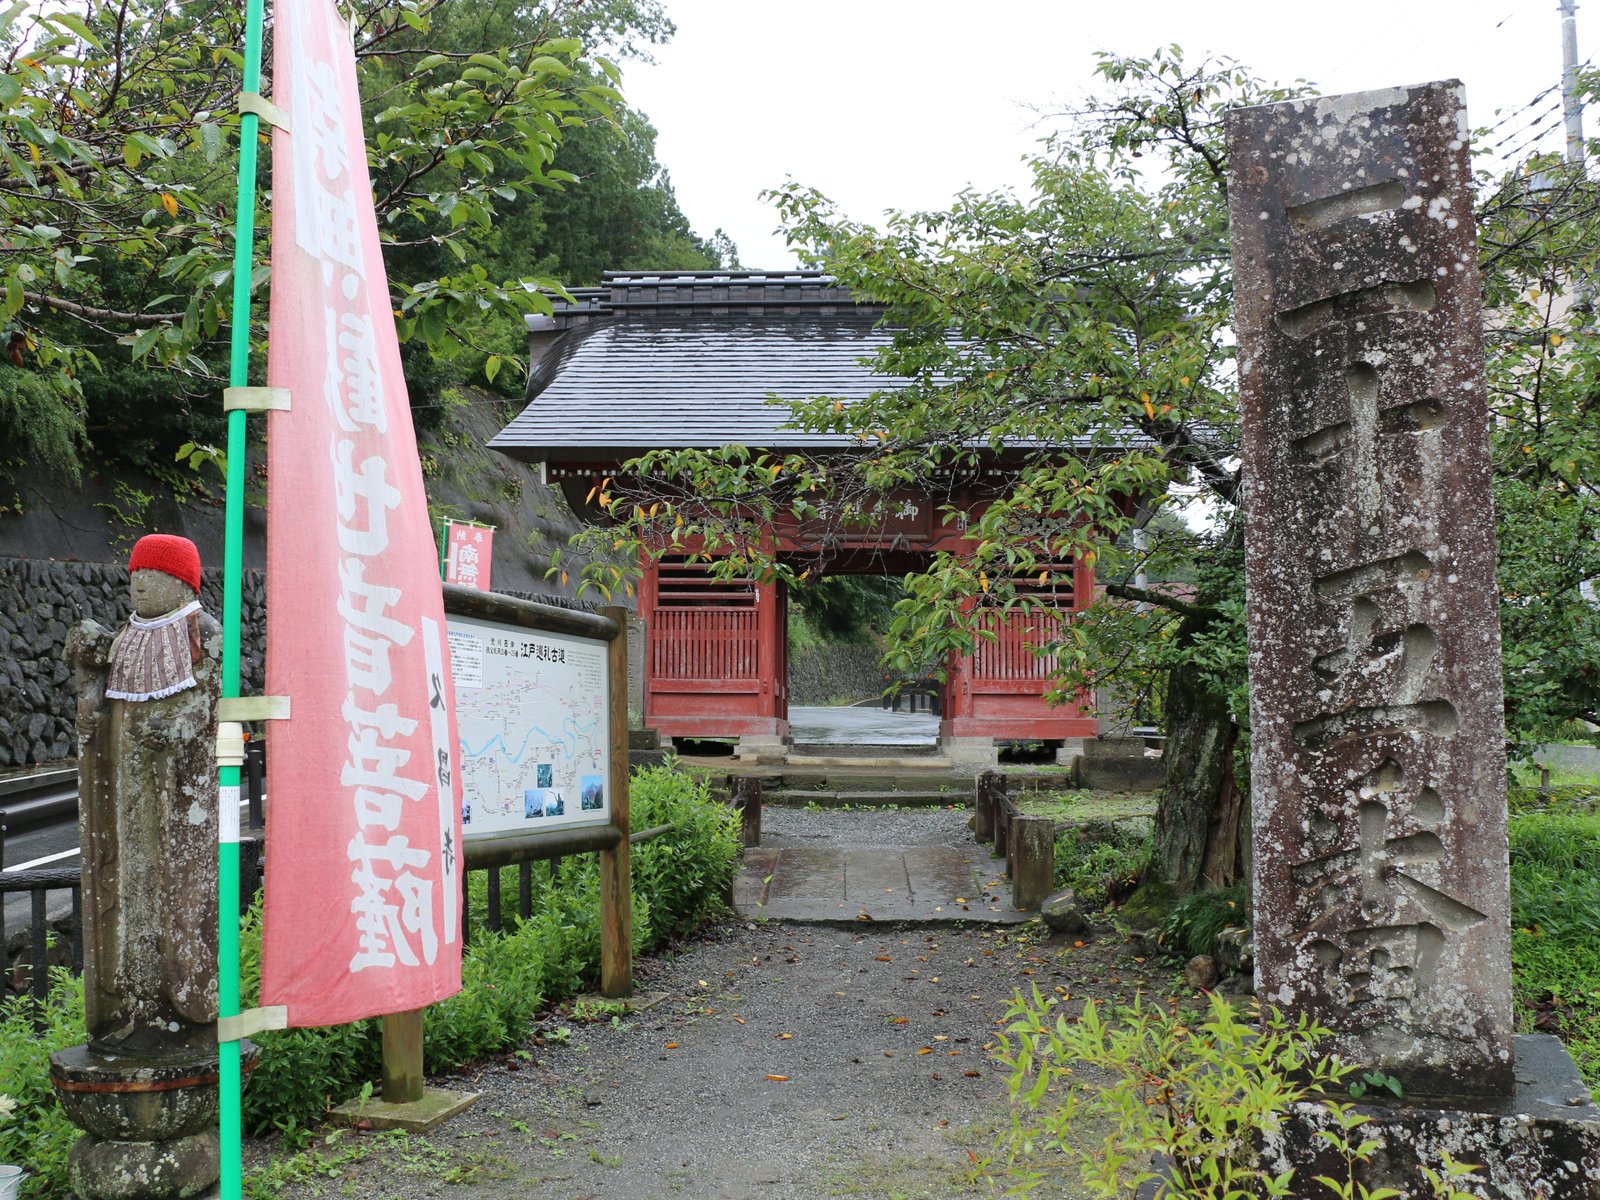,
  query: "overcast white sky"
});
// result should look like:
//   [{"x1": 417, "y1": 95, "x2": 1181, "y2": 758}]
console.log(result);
[{"x1": 620, "y1": 1, "x2": 1587, "y2": 268}]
